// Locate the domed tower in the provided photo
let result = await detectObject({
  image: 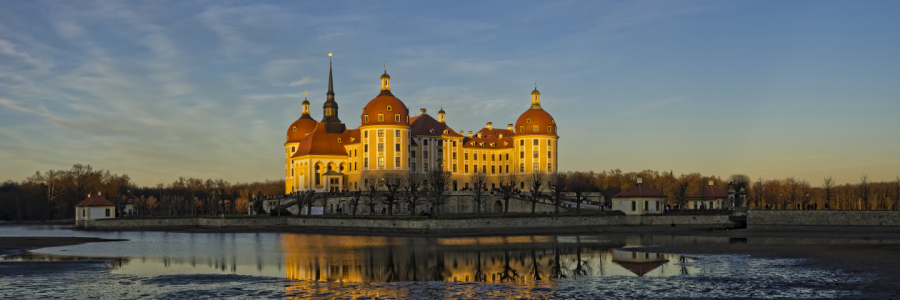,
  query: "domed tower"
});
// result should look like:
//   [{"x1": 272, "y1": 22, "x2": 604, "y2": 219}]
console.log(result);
[
  {"x1": 438, "y1": 103, "x2": 446, "y2": 123},
  {"x1": 359, "y1": 66, "x2": 411, "y2": 180},
  {"x1": 322, "y1": 61, "x2": 344, "y2": 134},
  {"x1": 512, "y1": 82, "x2": 559, "y2": 174},
  {"x1": 284, "y1": 92, "x2": 319, "y2": 193}
]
